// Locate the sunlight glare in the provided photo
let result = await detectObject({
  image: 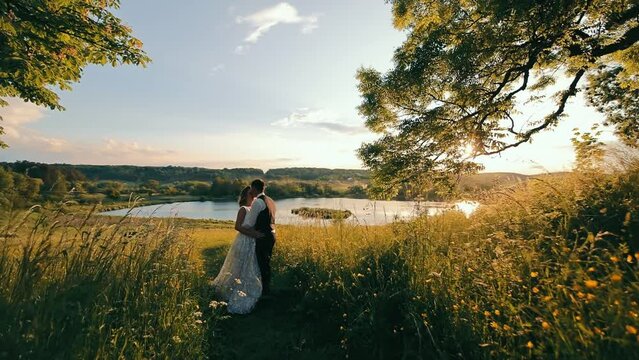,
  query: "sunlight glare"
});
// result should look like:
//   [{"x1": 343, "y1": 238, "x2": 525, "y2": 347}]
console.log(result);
[{"x1": 454, "y1": 200, "x2": 480, "y2": 217}]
